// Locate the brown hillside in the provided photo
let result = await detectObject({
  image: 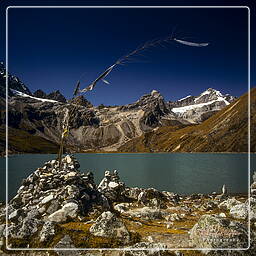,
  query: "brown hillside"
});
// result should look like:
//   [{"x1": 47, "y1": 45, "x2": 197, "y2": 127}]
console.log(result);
[
  {"x1": 119, "y1": 88, "x2": 255, "y2": 153},
  {"x1": 0, "y1": 126, "x2": 59, "y2": 154}
]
